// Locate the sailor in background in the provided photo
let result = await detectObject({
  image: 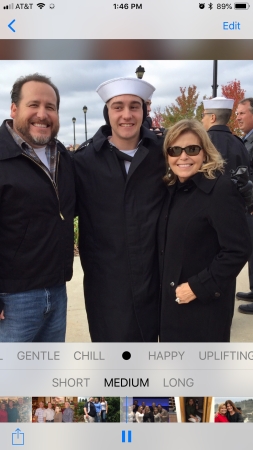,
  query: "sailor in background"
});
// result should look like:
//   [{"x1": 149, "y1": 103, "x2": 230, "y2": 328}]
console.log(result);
[{"x1": 201, "y1": 96, "x2": 250, "y2": 175}]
